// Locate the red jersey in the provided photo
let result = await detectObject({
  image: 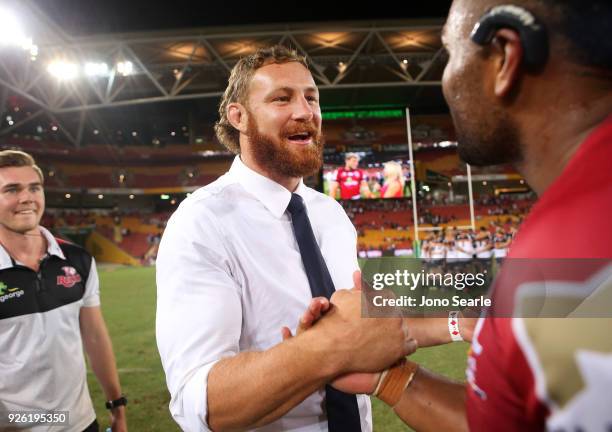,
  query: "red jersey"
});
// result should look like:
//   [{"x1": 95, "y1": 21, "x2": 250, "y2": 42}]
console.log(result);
[
  {"x1": 466, "y1": 116, "x2": 612, "y2": 431},
  {"x1": 332, "y1": 167, "x2": 367, "y2": 200},
  {"x1": 381, "y1": 180, "x2": 403, "y2": 198}
]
